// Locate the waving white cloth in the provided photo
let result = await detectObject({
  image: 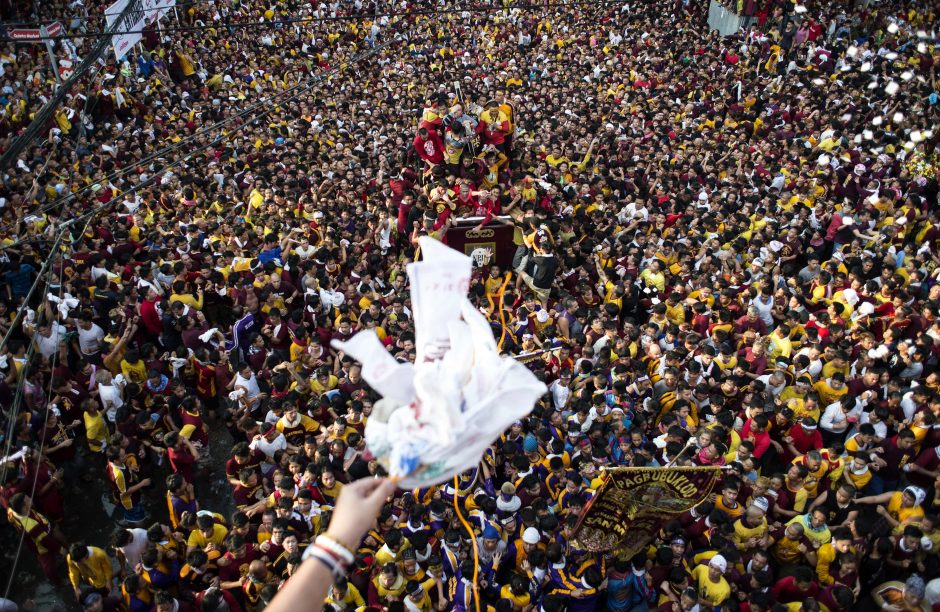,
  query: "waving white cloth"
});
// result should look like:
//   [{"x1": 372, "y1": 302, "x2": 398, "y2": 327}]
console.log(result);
[
  {"x1": 332, "y1": 238, "x2": 546, "y2": 487},
  {"x1": 47, "y1": 292, "x2": 79, "y2": 319}
]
